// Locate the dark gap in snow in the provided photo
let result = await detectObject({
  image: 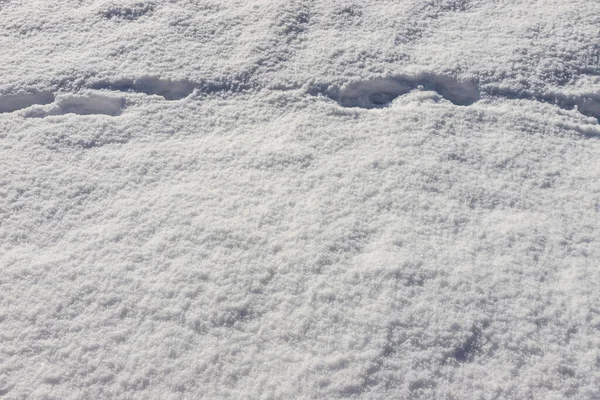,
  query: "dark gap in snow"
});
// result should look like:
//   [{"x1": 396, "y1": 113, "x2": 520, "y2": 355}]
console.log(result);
[{"x1": 0, "y1": 91, "x2": 55, "y2": 113}]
